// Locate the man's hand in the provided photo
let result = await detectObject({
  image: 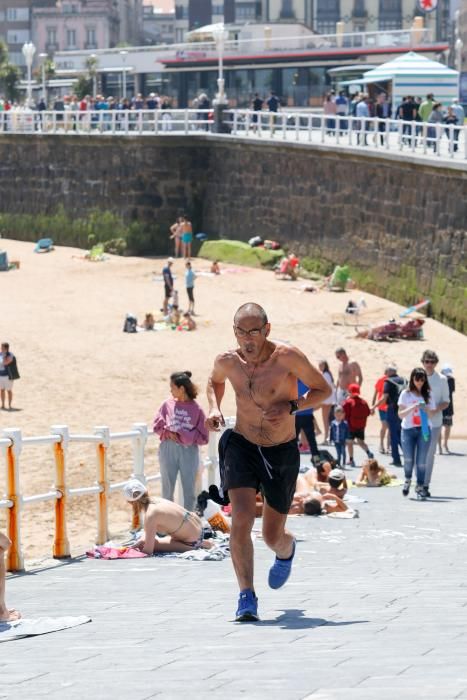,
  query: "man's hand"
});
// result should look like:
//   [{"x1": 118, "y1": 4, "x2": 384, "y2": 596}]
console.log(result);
[
  {"x1": 262, "y1": 400, "x2": 291, "y2": 426},
  {"x1": 206, "y1": 410, "x2": 225, "y2": 432}
]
